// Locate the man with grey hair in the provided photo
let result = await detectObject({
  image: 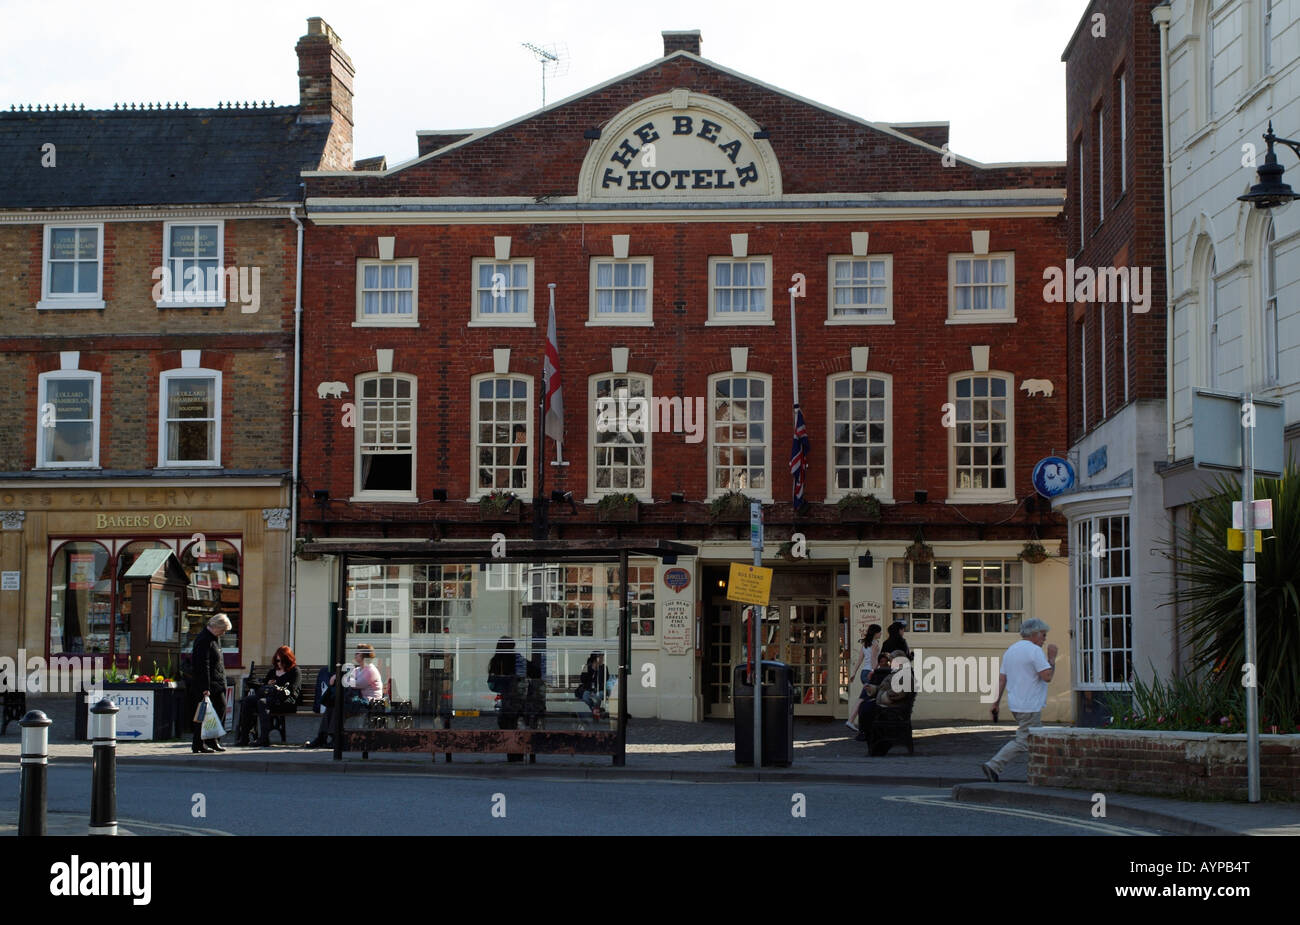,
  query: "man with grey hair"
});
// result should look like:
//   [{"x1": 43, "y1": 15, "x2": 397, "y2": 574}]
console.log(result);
[{"x1": 982, "y1": 618, "x2": 1057, "y2": 781}]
